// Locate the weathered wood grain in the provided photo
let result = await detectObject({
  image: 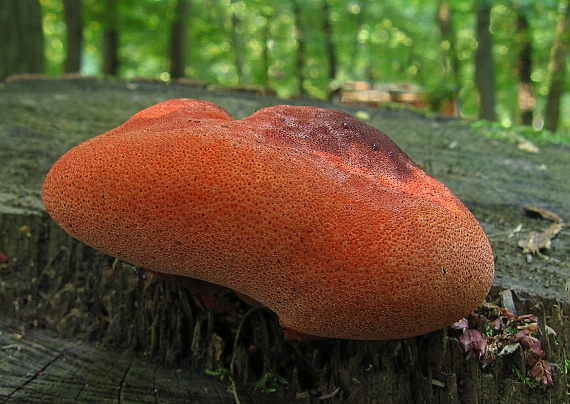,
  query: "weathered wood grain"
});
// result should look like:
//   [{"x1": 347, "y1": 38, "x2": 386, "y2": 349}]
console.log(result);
[
  {"x1": 0, "y1": 78, "x2": 568, "y2": 403},
  {"x1": 0, "y1": 318, "x2": 281, "y2": 403}
]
